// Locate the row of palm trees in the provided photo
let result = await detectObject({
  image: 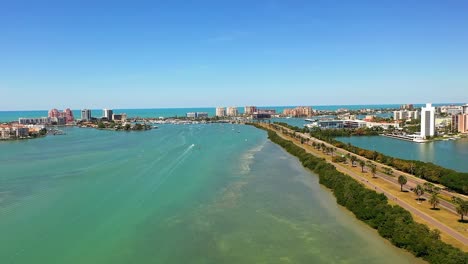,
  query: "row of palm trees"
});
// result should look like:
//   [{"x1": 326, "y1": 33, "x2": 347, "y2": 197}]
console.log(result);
[
  {"x1": 311, "y1": 142, "x2": 337, "y2": 156},
  {"x1": 408, "y1": 181, "x2": 467, "y2": 221},
  {"x1": 287, "y1": 126, "x2": 468, "y2": 222}
]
